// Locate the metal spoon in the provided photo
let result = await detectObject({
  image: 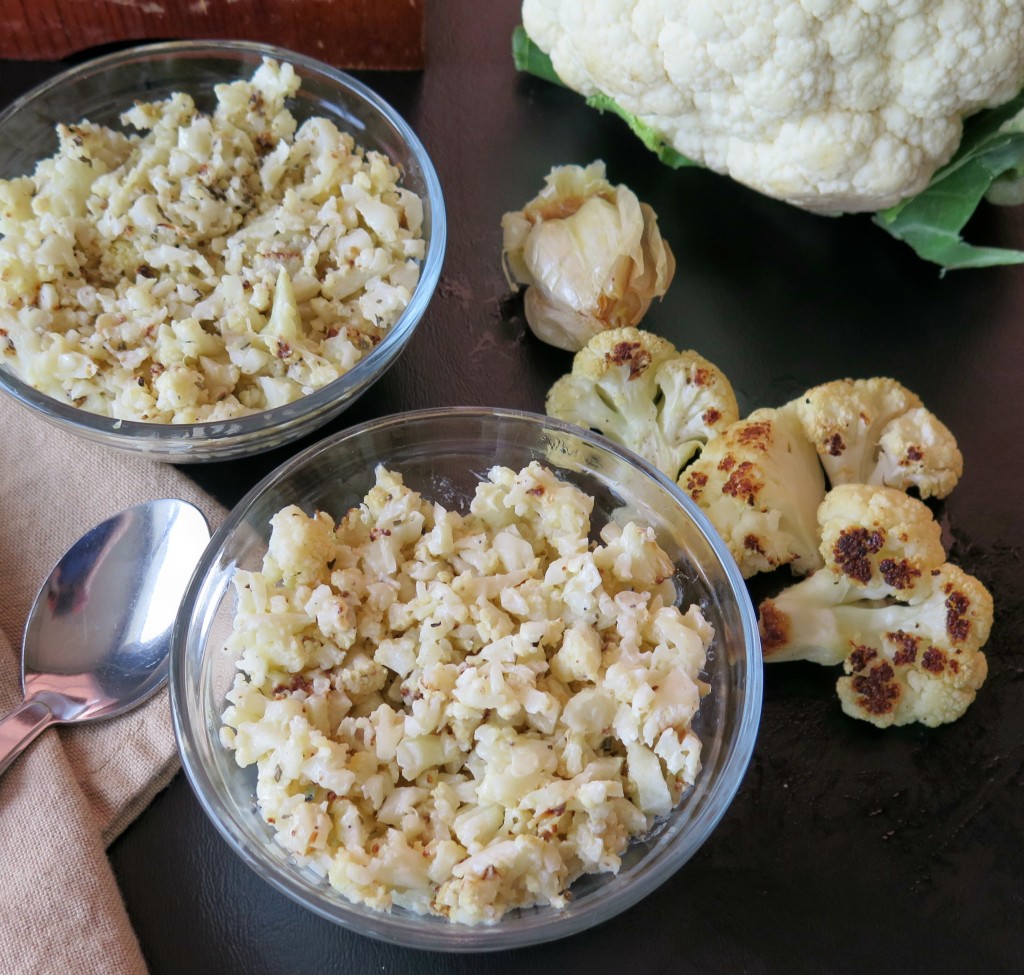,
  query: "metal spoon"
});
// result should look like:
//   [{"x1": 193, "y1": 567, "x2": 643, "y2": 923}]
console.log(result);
[{"x1": 0, "y1": 499, "x2": 210, "y2": 777}]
